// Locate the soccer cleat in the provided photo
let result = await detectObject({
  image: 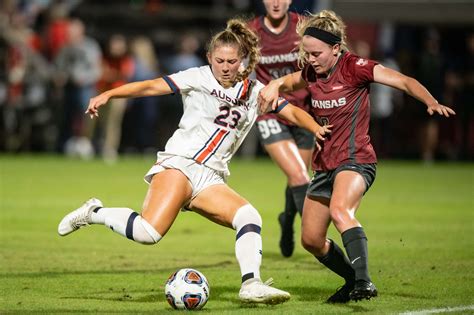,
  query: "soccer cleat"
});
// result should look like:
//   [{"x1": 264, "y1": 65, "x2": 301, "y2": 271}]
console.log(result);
[
  {"x1": 278, "y1": 212, "x2": 295, "y2": 257},
  {"x1": 239, "y1": 278, "x2": 290, "y2": 305},
  {"x1": 349, "y1": 280, "x2": 378, "y2": 301},
  {"x1": 326, "y1": 282, "x2": 354, "y2": 303},
  {"x1": 57, "y1": 198, "x2": 103, "y2": 236}
]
